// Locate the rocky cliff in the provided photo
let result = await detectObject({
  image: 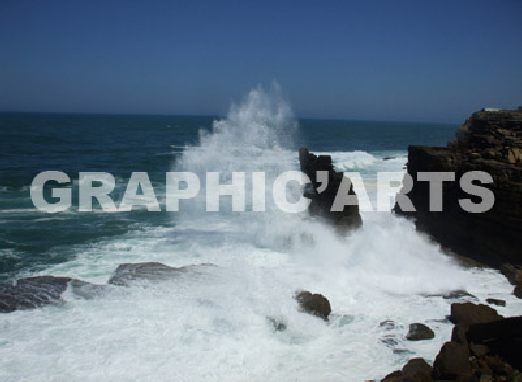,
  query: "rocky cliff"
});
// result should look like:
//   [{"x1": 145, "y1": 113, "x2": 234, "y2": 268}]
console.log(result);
[{"x1": 394, "y1": 108, "x2": 522, "y2": 269}]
